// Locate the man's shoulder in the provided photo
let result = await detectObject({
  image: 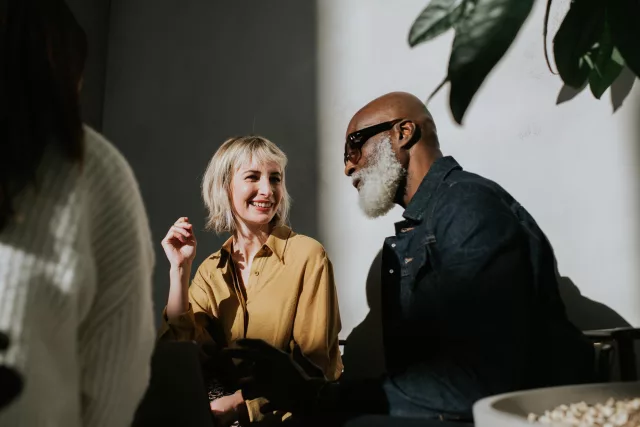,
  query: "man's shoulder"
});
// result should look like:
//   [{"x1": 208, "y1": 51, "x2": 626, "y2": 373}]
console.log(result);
[
  {"x1": 427, "y1": 168, "x2": 523, "y2": 232},
  {"x1": 428, "y1": 171, "x2": 527, "y2": 247},
  {"x1": 445, "y1": 168, "x2": 500, "y2": 190},
  {"x1": 438, "y1": 168, "x2": 515, "y2": 207}
]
